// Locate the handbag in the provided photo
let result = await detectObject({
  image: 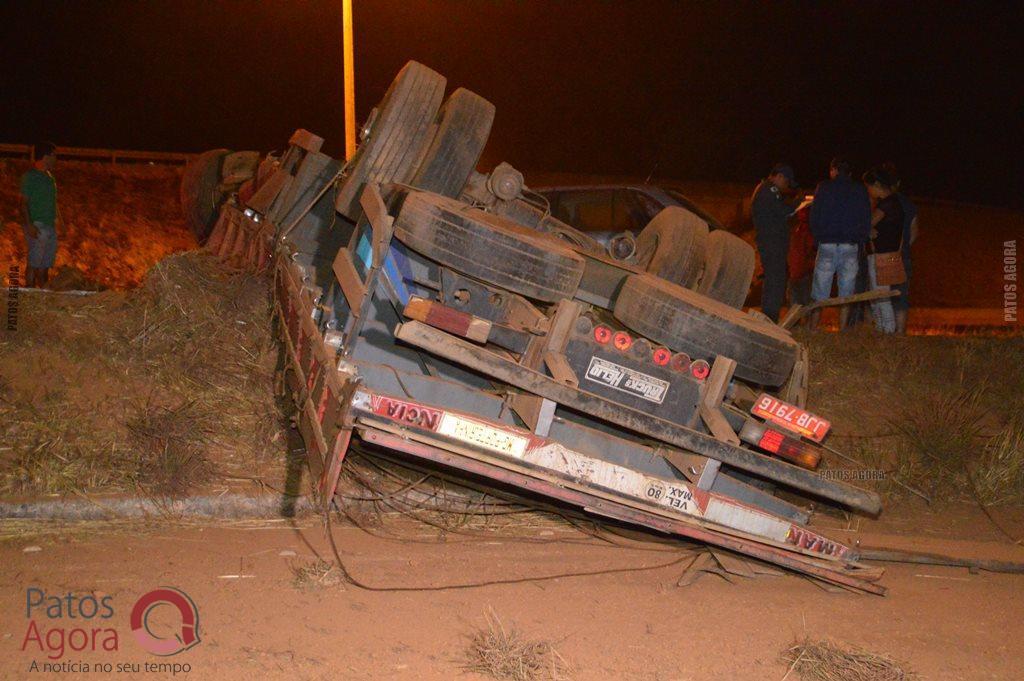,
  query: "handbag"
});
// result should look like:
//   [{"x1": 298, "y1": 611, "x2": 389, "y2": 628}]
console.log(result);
[
  {"x1": 870, "y1": 249, "x2": 907, "y2": 286},
  {"x1": 869, "y1": 224, "x2": 907, "y2": 286}
]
